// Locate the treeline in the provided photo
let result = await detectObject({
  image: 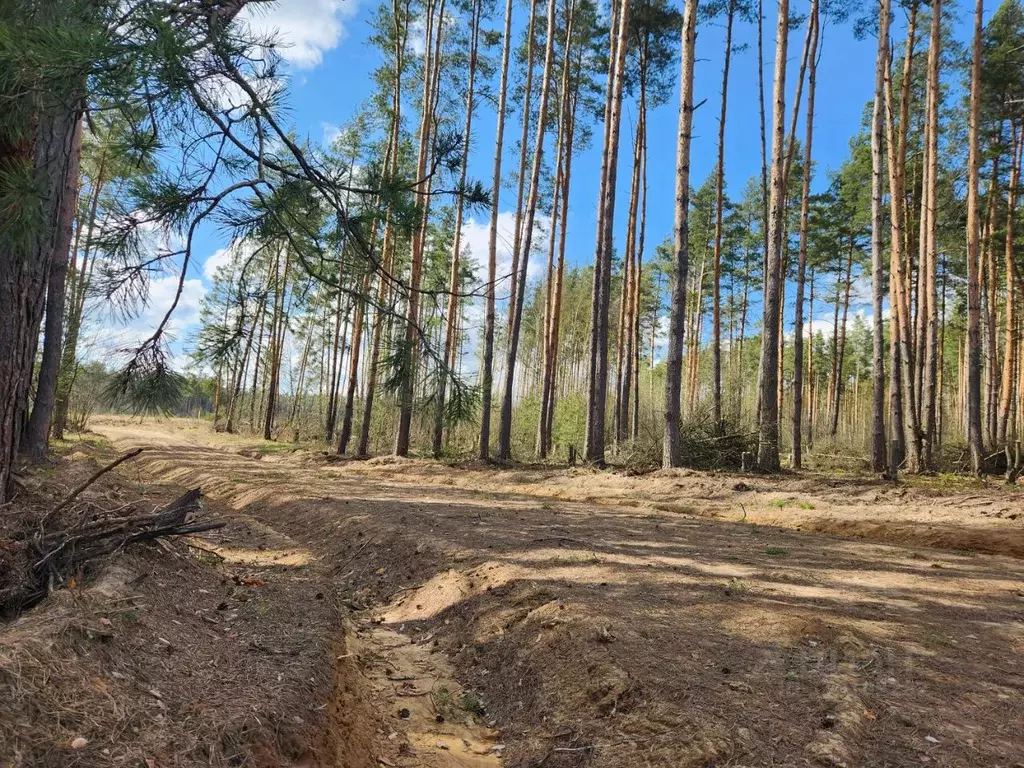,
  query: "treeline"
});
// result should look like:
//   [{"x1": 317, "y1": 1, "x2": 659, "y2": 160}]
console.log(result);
[{"x1": 3, "y1": 0, "x2": 1023, "y2": 505}]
